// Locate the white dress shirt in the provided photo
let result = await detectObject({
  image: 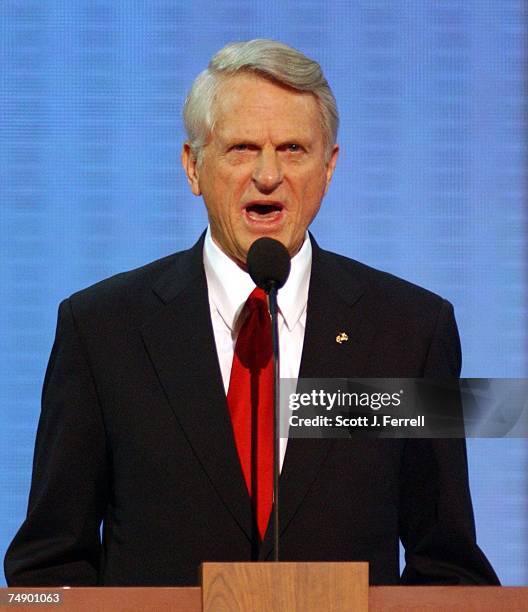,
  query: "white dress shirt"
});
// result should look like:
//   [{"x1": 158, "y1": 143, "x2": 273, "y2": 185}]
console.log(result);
[{"x1": 203, "y1": 227, "x2": 311, "y2": 471}]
